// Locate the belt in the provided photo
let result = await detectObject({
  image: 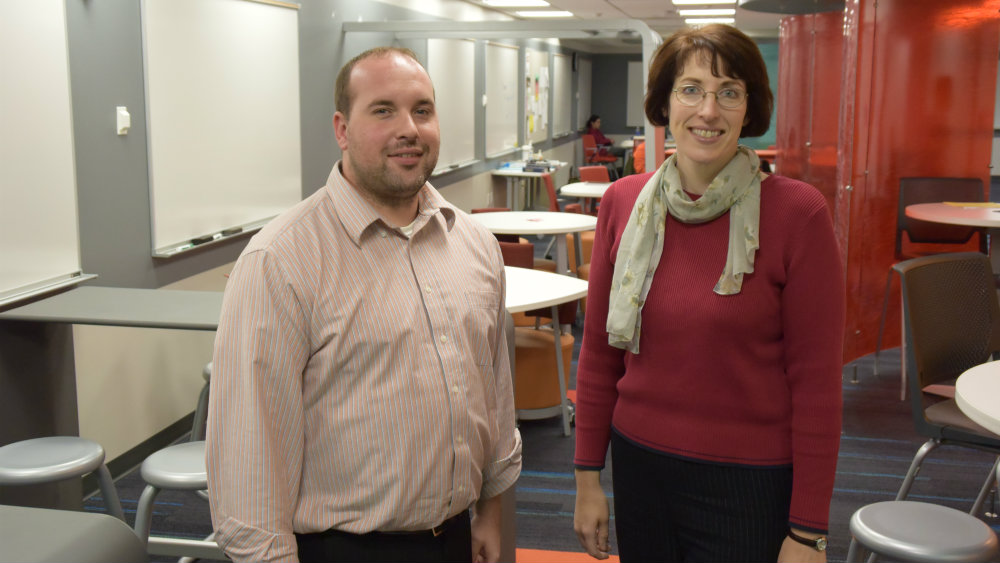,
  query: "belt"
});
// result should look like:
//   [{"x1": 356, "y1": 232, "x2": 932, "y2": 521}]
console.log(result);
[{"x1": 377, "y1": 509, "x2": 469, "y2": 538}]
